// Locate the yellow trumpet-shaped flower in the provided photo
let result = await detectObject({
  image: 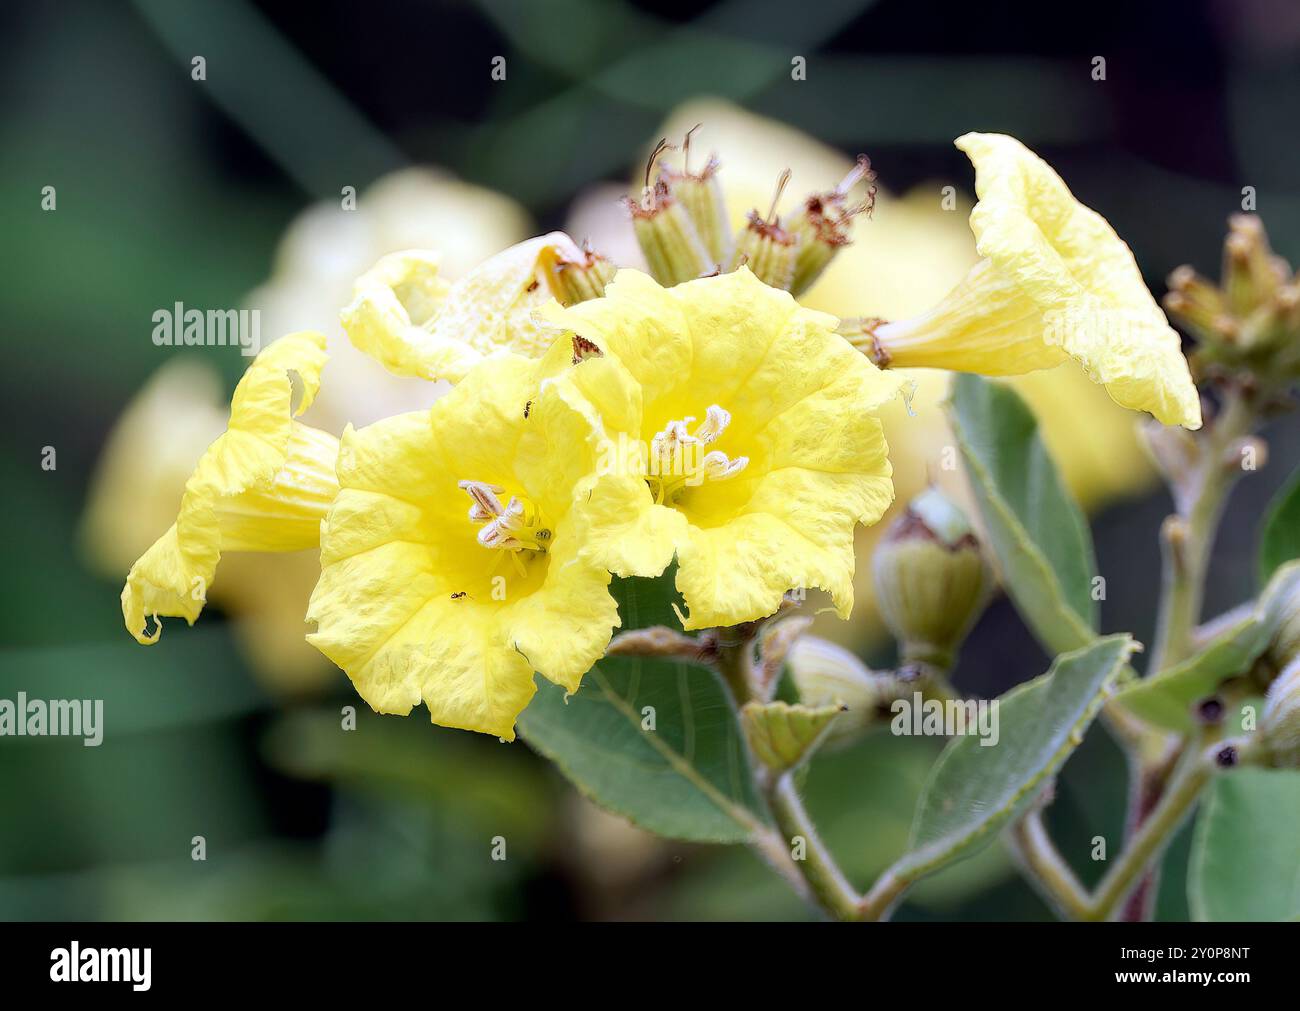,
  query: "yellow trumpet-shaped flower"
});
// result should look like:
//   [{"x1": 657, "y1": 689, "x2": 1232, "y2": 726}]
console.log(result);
[
  {"x1": 539, "y1": 267, "x2": 903, "y2": 630},
  {"x1": 342, "y1": 232, "x2": 590, "y2": 385},
  {"x1": 91, "y1": 167, "x2": 533, "y2": 690},
  {"x1": 121, "y1": 332, "x2": 338, "y2": 644},
  {"x1": 867, "y1": 133, "x2": 1201, "y2": 429},
  {"x1": 306, "y1": 349, "x2": 620, "y2": 739}
]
